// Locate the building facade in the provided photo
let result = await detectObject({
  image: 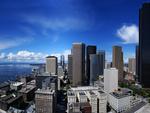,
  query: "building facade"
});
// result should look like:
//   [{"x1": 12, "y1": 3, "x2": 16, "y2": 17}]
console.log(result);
[
  {"x1": 139, "y1": 3, "x2": 150, "y2": 87},
  {"x1": 86, "y1": 46, "x2": 97, "y2": 85},
  {"x1": 35, "y1": 89, "x2": 55, "y2": 113},
  {"x1": 72, "y1": 43, "x2": 85, "y2": 86},
  {"x1": 128, "y1": 58, "x2": 136, "y2": 75},
  {"x1": 112, "y1": 46, "x2": 124, "y2": 82},
  {"x1": 104, "y1": 68, "x2": 118, "y2": 93},
  {"x1": 46, "y1": 56, "x2": 58, "y2": 75},
  {"x1": 68, "y1": 55, "x2": 73, "y2": 82}
]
